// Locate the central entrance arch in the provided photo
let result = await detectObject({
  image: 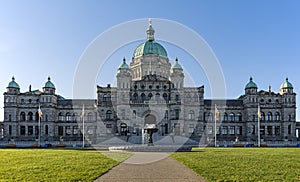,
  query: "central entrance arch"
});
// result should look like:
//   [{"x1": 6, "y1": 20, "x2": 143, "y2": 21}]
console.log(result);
[{"x1": 144, "y1": 114, "x2": 156, "y2": 125}]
